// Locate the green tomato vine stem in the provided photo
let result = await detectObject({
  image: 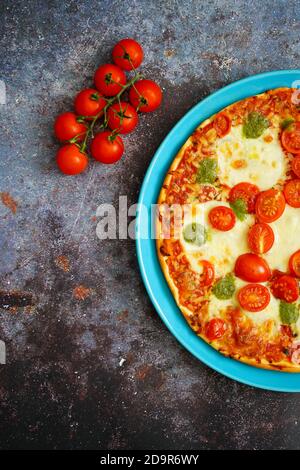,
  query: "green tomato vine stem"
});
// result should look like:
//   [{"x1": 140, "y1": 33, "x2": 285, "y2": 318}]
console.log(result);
[{"x1": 76, "y1": 70, "x2": 143, "y2": 153}]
